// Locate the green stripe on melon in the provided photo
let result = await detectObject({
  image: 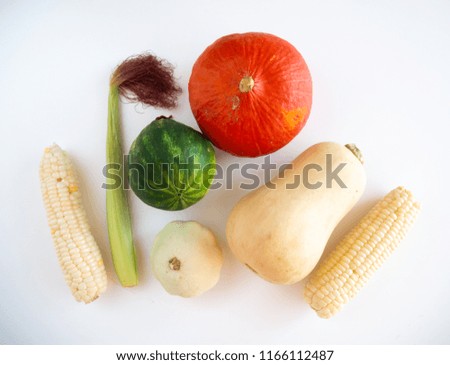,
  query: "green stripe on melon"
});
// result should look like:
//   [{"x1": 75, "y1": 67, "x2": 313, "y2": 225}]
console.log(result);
[{"x1": 128, "y1": 117, "x2": 216, "y2": 211}]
